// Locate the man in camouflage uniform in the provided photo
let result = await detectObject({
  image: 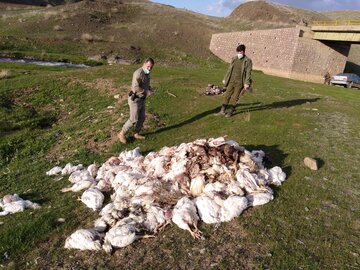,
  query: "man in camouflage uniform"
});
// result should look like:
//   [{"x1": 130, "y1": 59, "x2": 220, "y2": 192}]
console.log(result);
[
  {"x1": 118, "y1": 58, "x2": 155, "y2": 144},
  {"x1": 216, "y1": 44, "x2": 252, "y2": 117}
]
